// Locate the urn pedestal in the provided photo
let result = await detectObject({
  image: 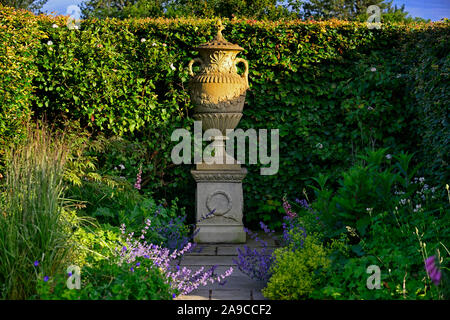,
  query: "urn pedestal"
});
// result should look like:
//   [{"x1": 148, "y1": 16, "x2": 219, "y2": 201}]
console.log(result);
[
  {"x1": 189, "y1": 21, "x2": 249, "y2": 244},
  {"x1": 192, "y1": 169, "x2": 247, "y2": 243}
]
